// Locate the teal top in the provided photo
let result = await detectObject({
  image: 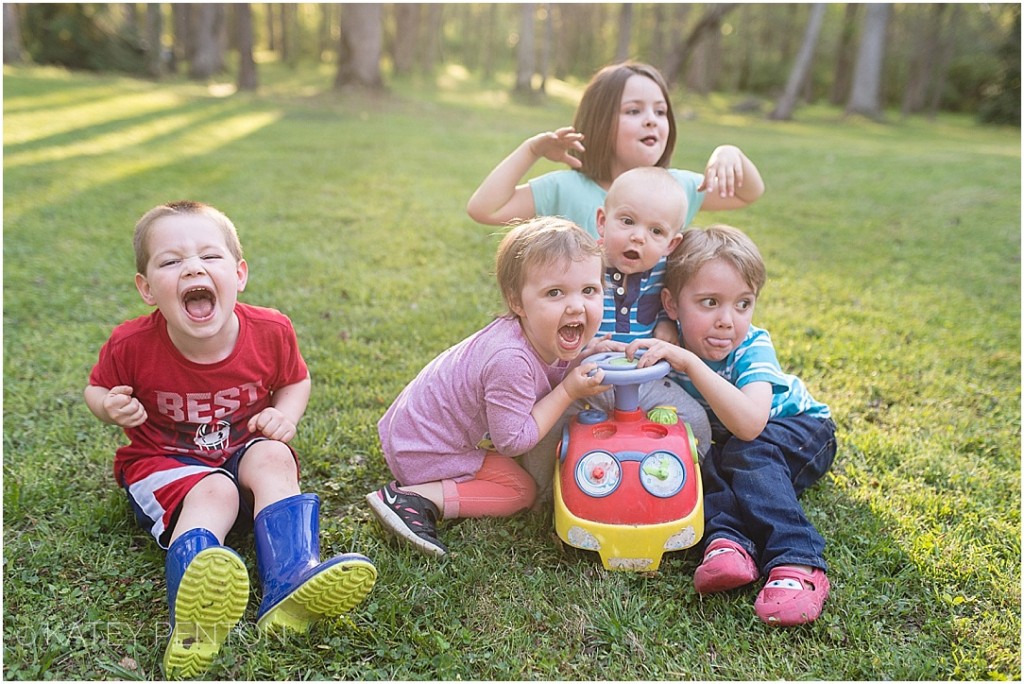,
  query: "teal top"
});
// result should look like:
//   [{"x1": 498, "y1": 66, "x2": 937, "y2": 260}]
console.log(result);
[
  {"x1": 529, "y1": 168, "x2": 706, "y2": 237},
  {"x1": 669, "y1": 324, "x2": 832, "y2": 422}
]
